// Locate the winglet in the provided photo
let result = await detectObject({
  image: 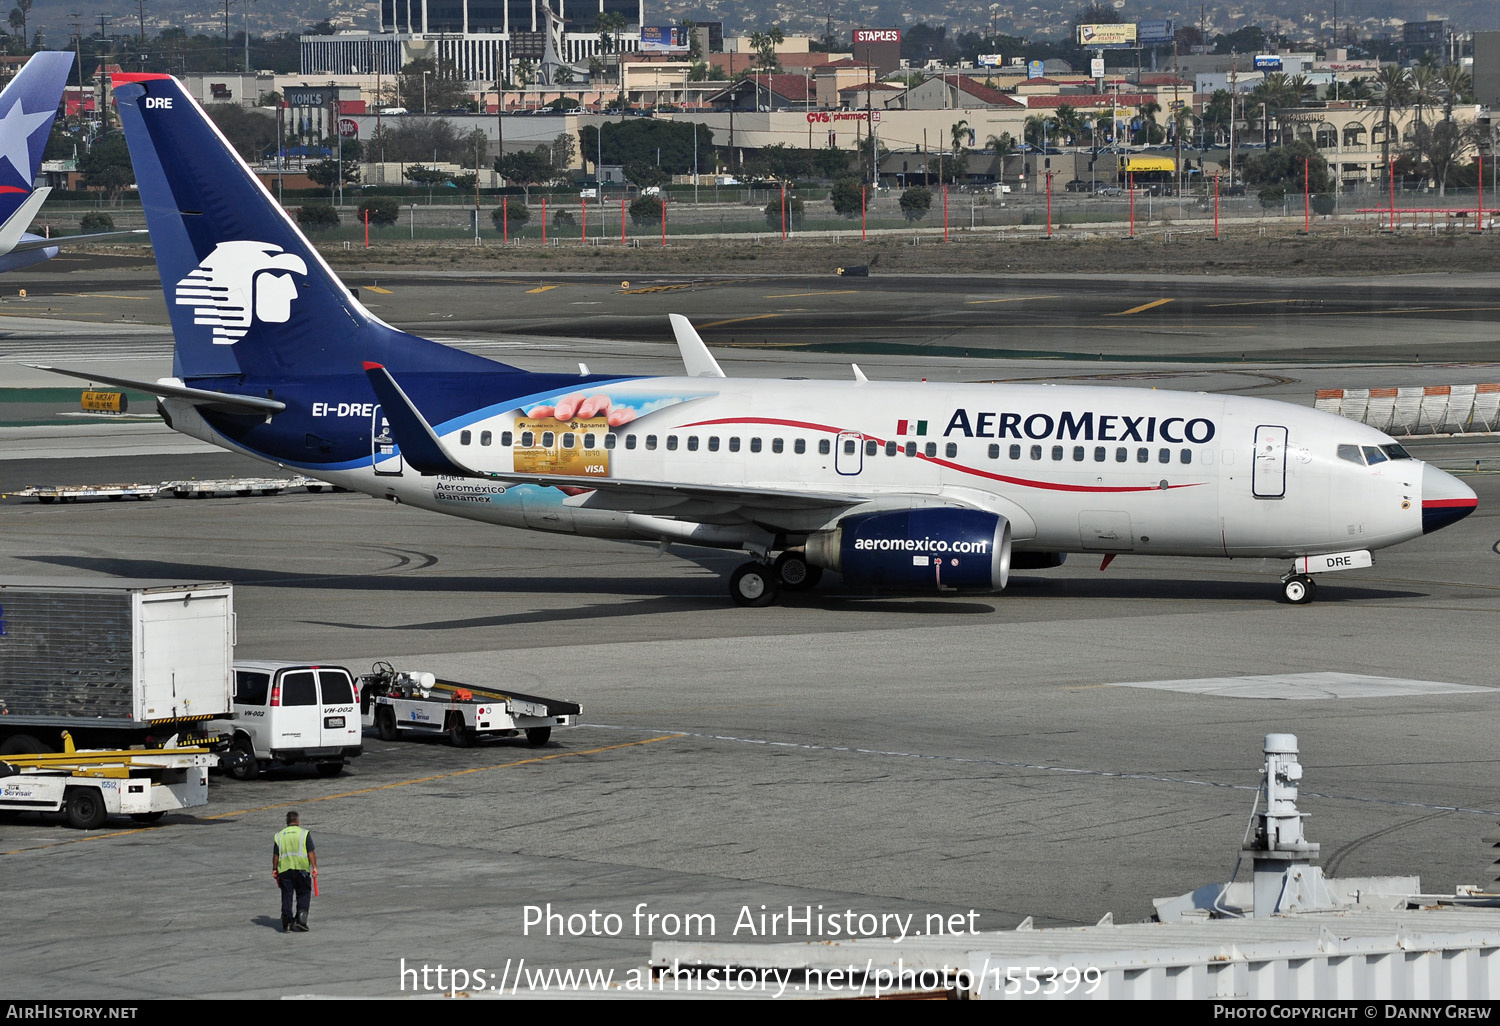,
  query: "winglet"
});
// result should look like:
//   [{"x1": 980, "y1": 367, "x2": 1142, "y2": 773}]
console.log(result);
[
  {"x1": 0, "y1": 186, "x2": 49, "y2": 254},
  {"x1": 852, "y1": 363, "x2": 868, "y2": 383},
  {"x1": 668, "y1": 314, "x2": 726, "y2": 378},
  {"x1": 362, "y1": 363, "x2": 481, "y2": 477}
]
